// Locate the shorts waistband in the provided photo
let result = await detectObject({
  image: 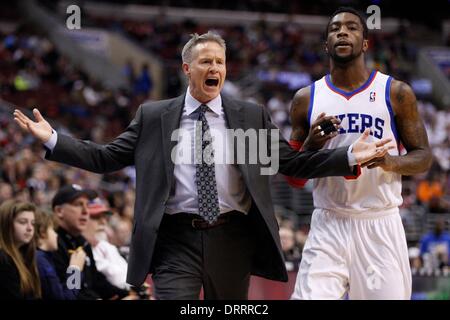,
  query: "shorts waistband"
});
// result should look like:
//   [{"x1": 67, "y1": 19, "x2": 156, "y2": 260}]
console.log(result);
[{"x1": 316, "y1": 207, "x2": 399, "y2": 219}]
